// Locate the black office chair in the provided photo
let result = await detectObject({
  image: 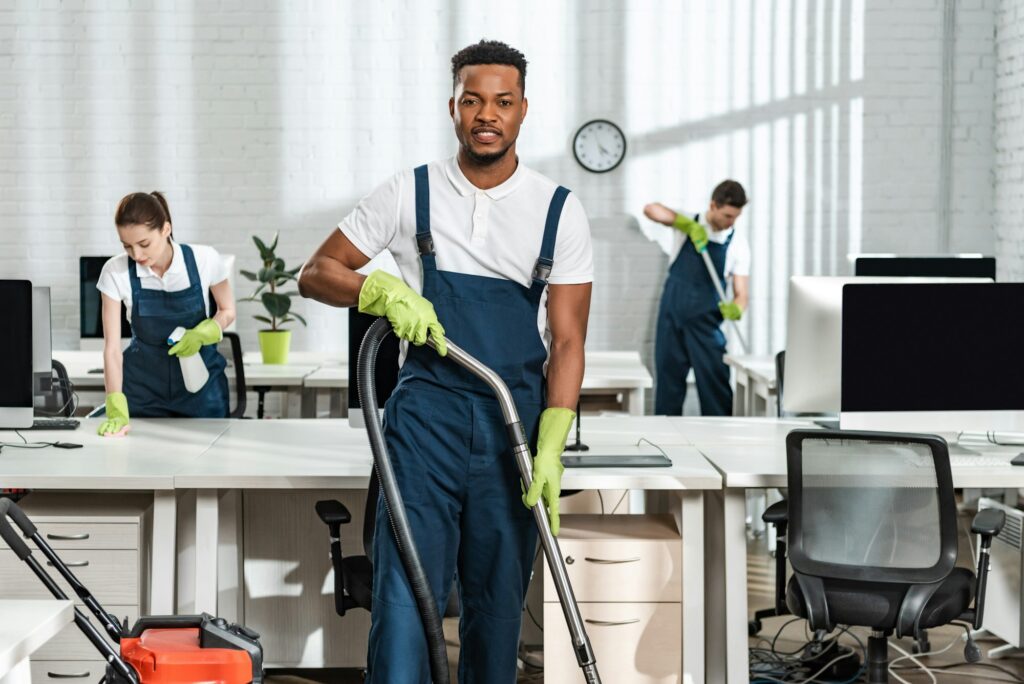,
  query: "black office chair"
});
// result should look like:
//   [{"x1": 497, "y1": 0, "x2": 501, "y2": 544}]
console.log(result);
[
  {"x1": 219, "y1": 332, "x2": 247, "y2": 419},
  {"x1": 757, "y1": 429, "x2": 1004, "y2": 683},
  {"x1": 36, "y1": 359, "x2": 75, "y2": 417}
]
